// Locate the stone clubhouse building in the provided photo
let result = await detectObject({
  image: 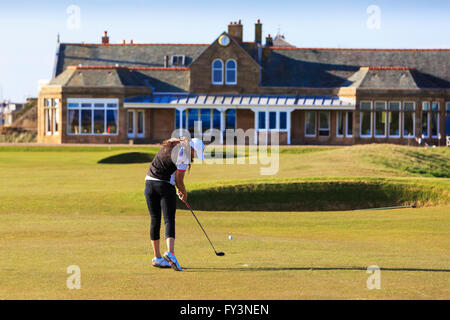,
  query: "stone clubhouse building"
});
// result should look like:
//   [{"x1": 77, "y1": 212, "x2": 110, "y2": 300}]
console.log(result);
[{"x1": 38, "y1": 20, "x2": 450, "y2": 145}]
